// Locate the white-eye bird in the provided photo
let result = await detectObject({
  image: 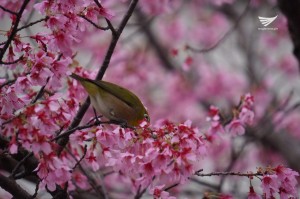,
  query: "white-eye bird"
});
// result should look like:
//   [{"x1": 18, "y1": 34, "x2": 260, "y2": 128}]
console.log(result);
[{"x1": 70, "y1": 73, "x2": 149, "y2": 127}]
